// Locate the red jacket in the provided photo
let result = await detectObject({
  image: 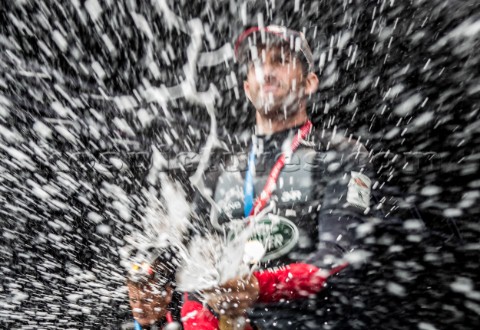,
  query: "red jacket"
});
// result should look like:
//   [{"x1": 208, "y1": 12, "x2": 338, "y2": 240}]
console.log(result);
[{"x1": 181, "y1": 263, "x2": 347, "y2": 330}]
